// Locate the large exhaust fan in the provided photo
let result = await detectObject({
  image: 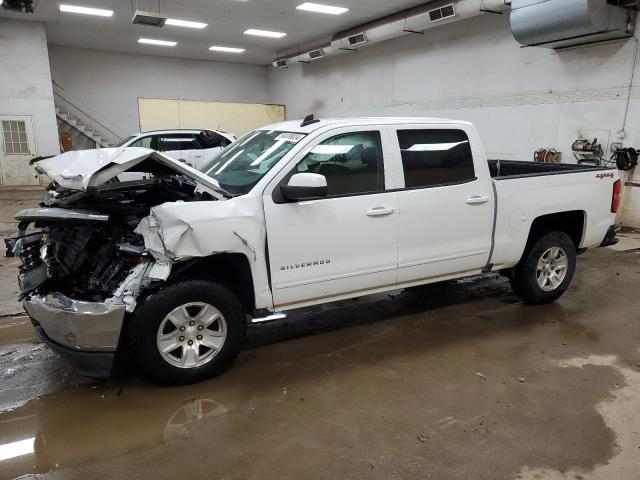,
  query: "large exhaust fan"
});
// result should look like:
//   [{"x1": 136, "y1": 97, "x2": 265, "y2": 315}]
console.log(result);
[
  {"x1": 1, "y1": 0, "x2": 35, "y2": 13},
  {"x1": 510, "y1": 0, "x2": 636, "y2": 49}
]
